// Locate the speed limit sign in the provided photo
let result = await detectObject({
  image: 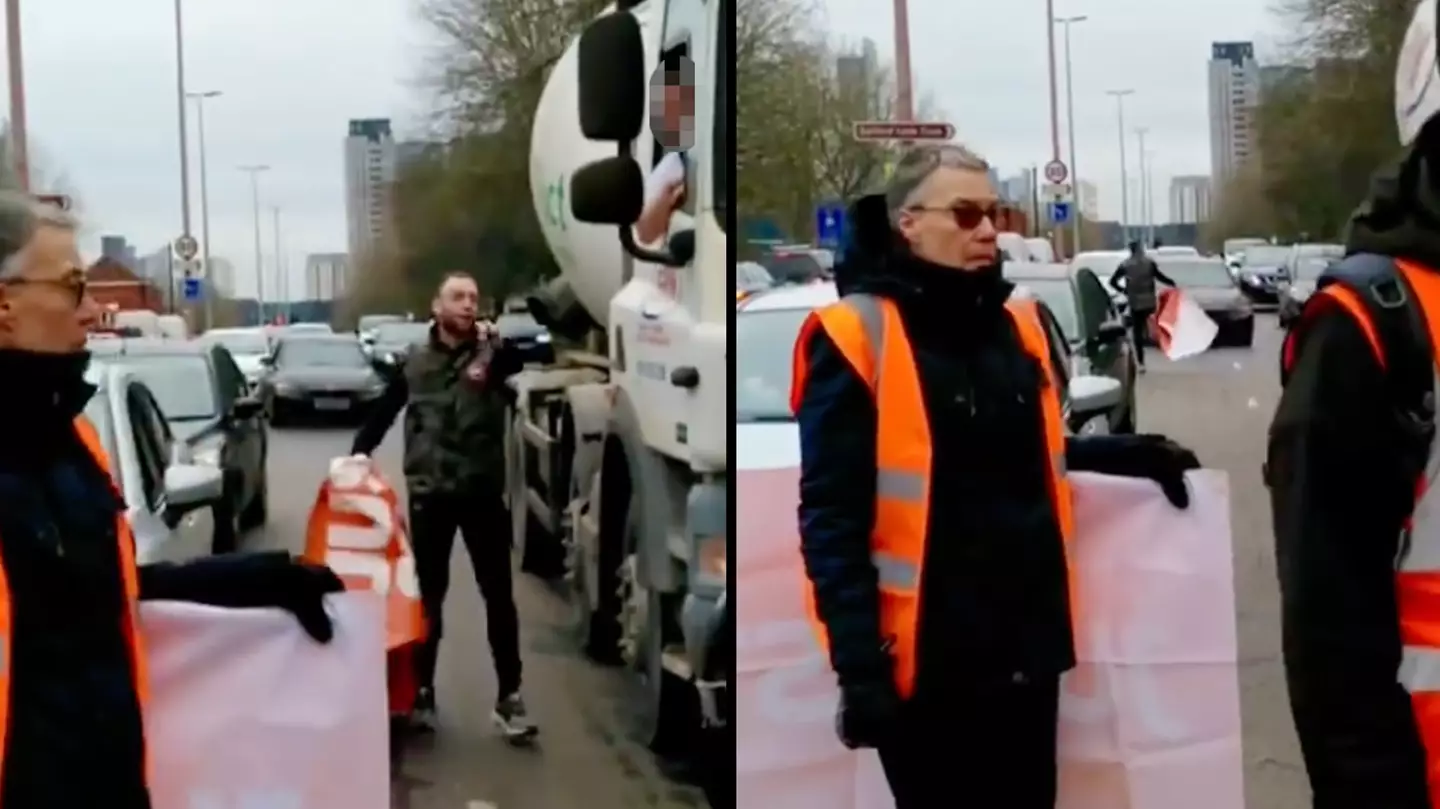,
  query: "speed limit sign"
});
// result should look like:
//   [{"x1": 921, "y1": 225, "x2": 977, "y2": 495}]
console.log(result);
[{"x1": 1044, "y1": 160, "x2": 1069, "y2": 184}]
